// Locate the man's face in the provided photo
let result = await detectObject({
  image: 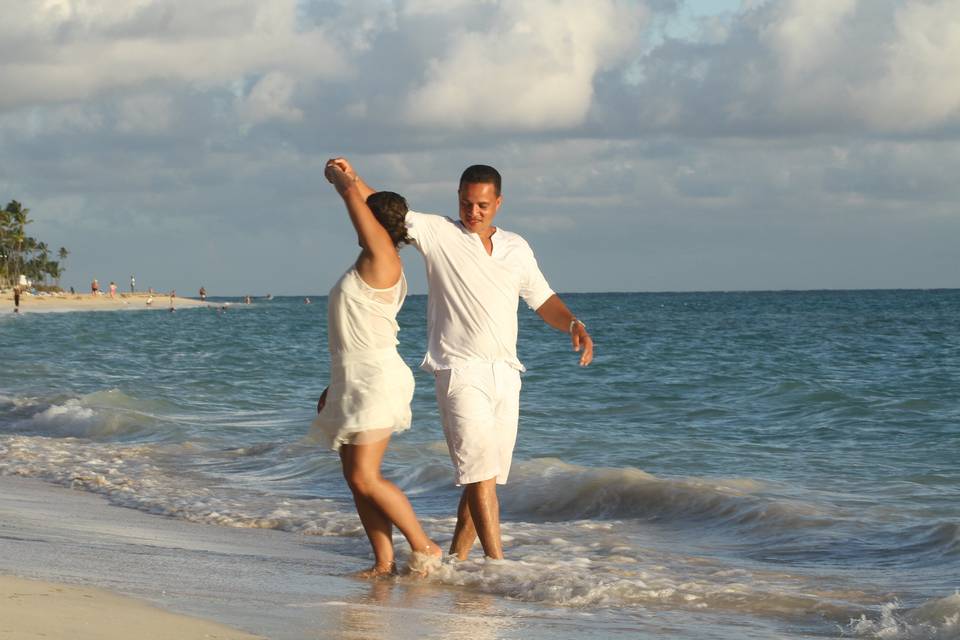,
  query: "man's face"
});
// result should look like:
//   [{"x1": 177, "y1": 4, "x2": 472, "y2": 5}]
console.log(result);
[{"x1": 458, "y1": 182, "x2": 502, "y2": 236}]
